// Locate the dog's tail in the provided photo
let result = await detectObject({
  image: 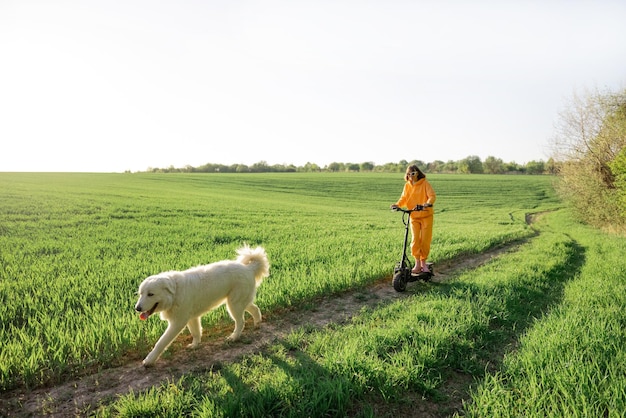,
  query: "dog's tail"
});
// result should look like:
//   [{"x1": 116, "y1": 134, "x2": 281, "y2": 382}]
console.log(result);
[{"x1": 236, "y1": 245, "x2": 270, "y2": 285}]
